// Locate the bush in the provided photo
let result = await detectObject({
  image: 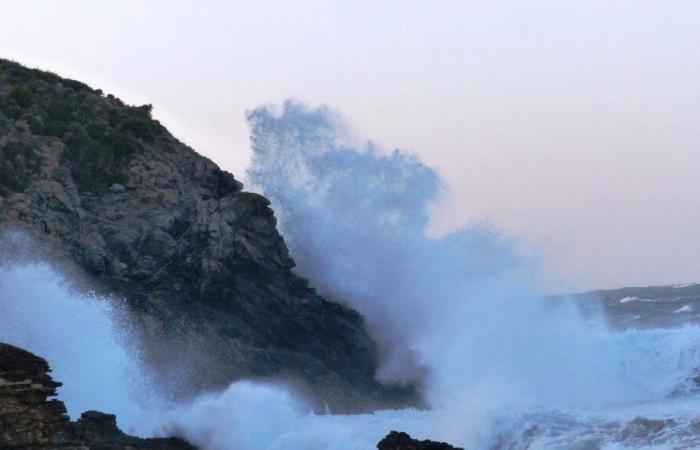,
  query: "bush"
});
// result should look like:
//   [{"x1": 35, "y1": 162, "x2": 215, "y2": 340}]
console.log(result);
[
  {"x1": 0, "y1": 117, "x2": 9, "y2": 137},
  {"x1": 0, "y1": 96, "x2": 20, "y2": 119},
  {"x1": 44, "y1": 120, "x2": 69, "y2": 137},
  {"x1": 3, "y1": 141, "x2": 41, "y2": 170},
  {"x1": 62, "y1": 126, "x2": 135, "y2": 195},
  {"x1": 122, "y1": 117, "x2": 157, "y2": 141},
  {"x1": 0, "y1": 141, "x2": 42, "y2": 194},
  {"x1": 133, "y1": 104, "x2": 153, "y2": 119},
  {"x1": 27, "y1": 114, "x2": 44, "y2": 134},
  {"x1": 10, "y1": 85, "x2": 34, "y2": 108}
]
